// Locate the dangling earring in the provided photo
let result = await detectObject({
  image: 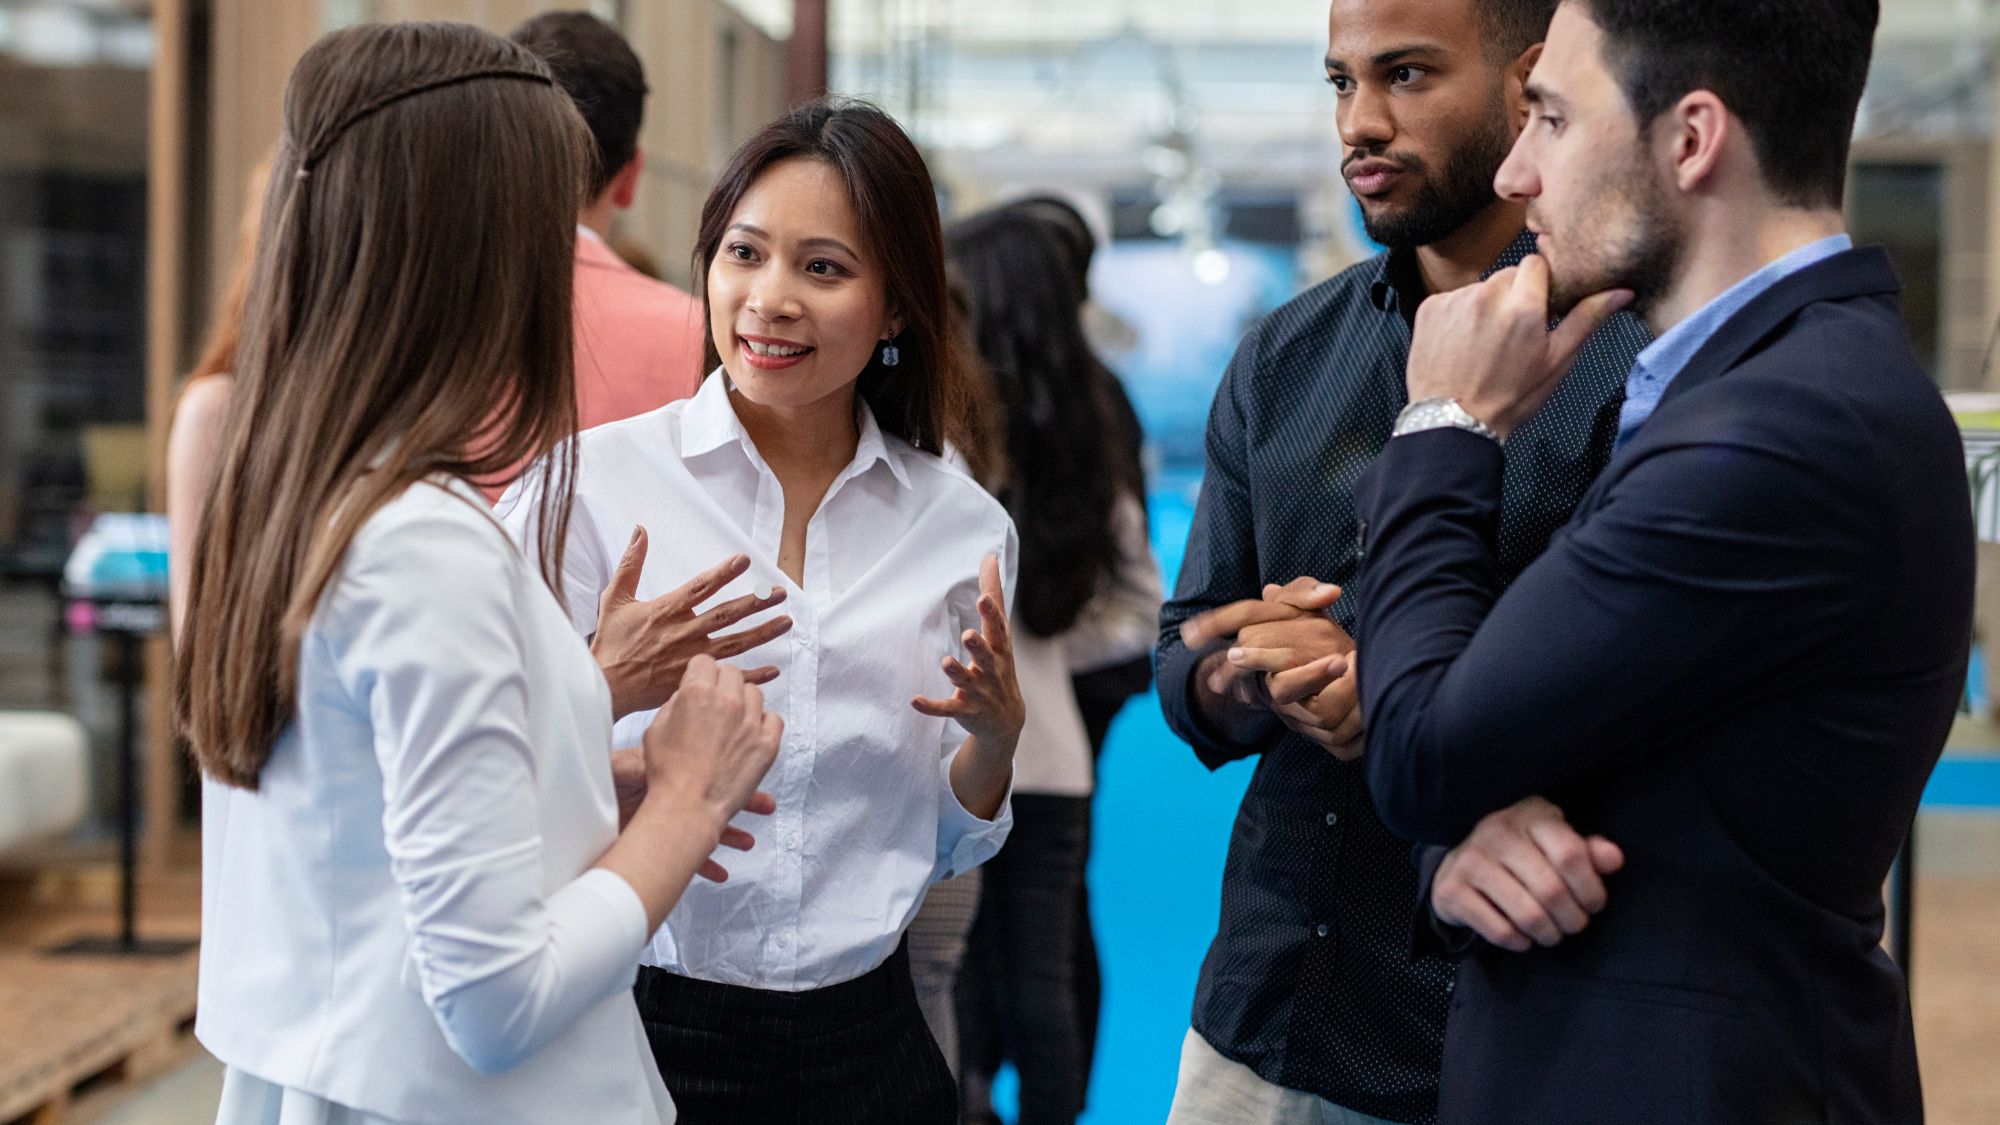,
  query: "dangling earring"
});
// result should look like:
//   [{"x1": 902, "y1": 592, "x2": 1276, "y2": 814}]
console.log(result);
[{"x1": 881, "y1": 335, "x2": 901, "y2": 367}]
